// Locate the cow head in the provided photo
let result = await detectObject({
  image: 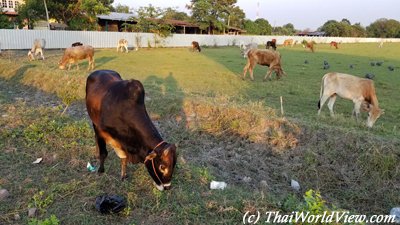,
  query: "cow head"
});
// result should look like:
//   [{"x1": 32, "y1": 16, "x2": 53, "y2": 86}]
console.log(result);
[
  {"x1": 366, "y1": 105, "x2": 384, "y2": 128},
  {"x1": 144, "y1": 143, "x2": 177, "y2": 191}
]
